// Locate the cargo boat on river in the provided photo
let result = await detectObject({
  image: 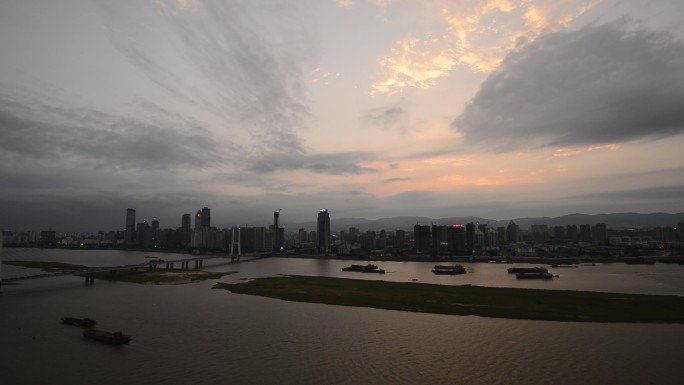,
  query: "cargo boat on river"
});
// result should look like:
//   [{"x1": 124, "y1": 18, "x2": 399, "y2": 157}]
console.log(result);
[
  {"x1": 515, "y1": 272, "x2": 555, "y2": 279},
  {"x1": 61, "y1": 317, "x2": 96, "y2": 328},
  {"x1": 507, "y1": 267, "x2": 548, "y2": 274},
  {"x1": 342, "y1": 264, "x2": 385, "y2": 274},
  {"x1": 432, "y1": 265, "x2": 466, "y2": 275},
  {"x1": 83, "y1": 329, "x2": 132, "y2": 345}
]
